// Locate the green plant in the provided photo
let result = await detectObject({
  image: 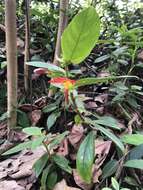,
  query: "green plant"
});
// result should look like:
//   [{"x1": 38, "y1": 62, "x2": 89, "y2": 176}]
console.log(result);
[
  {"x1": 3, "y1": 5, "x2": 141, "y2": 189},
  {"x1": 102, "y1": 177, "x2": 131, "y2": 190}
]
